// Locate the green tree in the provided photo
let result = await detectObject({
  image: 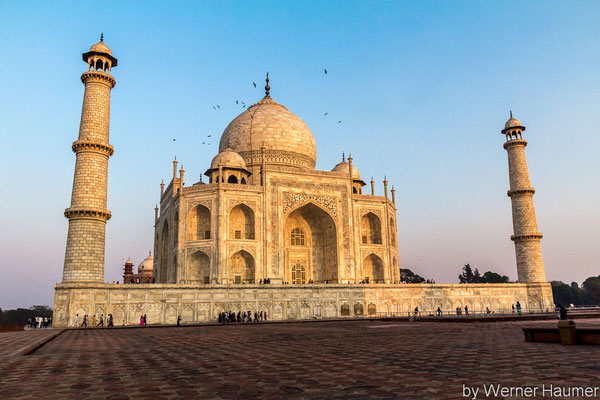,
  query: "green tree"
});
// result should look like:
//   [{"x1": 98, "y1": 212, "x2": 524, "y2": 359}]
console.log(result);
[
  {"x1": 459, "y1": 264, "x2": 475, "y2": 283},
  {"x1": 400, "y1": 268, "x2": 426, "y2": 283},
  {"x1": 481, "y1": 271, "x2": 510, "y2": 283},
  {"x1": 0, "y1": 305, "x2": 53, "y2": 326},
  {"x1": 582, "y1": 276, "x2": 600, "y2": 305},
  {"x1": 460, "y1": 264, "x2": 511, "y2": 283},
  {"x1": 551, "y1": 281, "x2": 582, "y2": 306}
]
